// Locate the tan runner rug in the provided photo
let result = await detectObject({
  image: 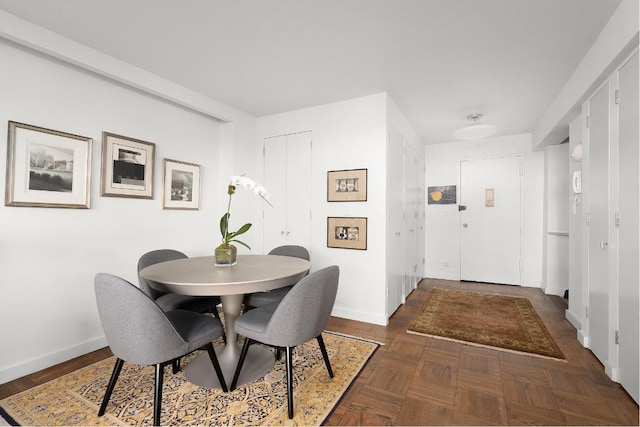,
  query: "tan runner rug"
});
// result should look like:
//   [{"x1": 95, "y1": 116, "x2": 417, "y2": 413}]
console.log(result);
[
  {"x1": 407, "y1": 287, "x2": 565, "y2": 361},
  {"x1": 0, "y1": 332, "x2": 378, "y2": 426}
]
